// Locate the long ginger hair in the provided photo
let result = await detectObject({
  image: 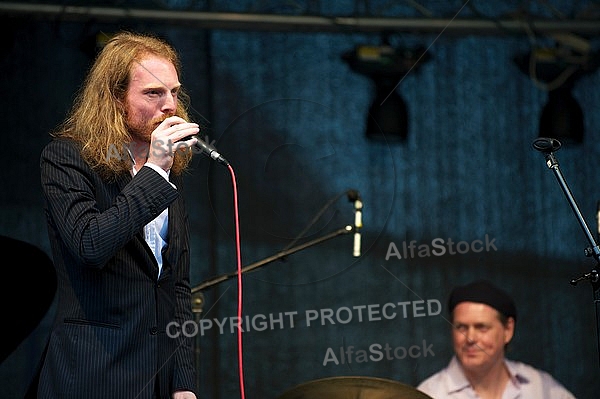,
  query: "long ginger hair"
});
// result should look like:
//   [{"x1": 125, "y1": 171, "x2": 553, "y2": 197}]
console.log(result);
[{"x1": 52, "y1": 31, "x2": 193, "y2": 180}]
